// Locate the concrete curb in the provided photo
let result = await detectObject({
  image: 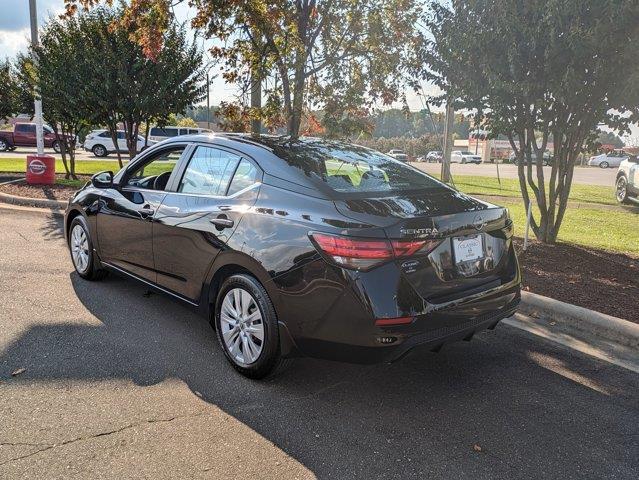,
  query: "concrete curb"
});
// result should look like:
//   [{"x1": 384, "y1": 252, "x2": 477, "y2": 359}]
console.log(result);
[
  {"x1": 0, "y1": 189, "x2": 67, "y2": 209},
  {"x1": 519, "y1": 291, "x2": 639, "y2": 349}
]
